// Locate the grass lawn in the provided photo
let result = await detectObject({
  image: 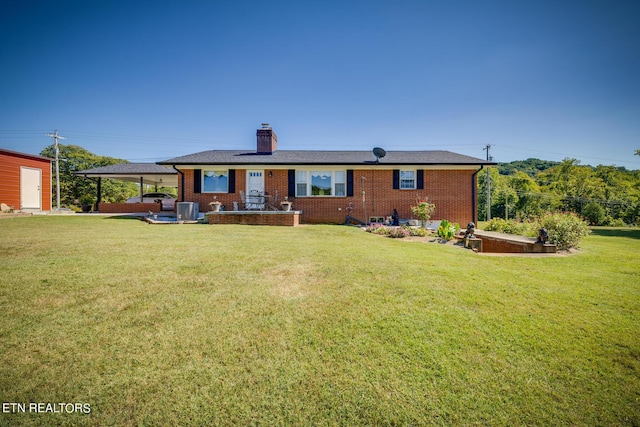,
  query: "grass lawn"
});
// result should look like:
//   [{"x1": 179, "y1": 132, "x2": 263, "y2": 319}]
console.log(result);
[{"x1": 1, "y1": 216, "x2": 639, "y2": 426}]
